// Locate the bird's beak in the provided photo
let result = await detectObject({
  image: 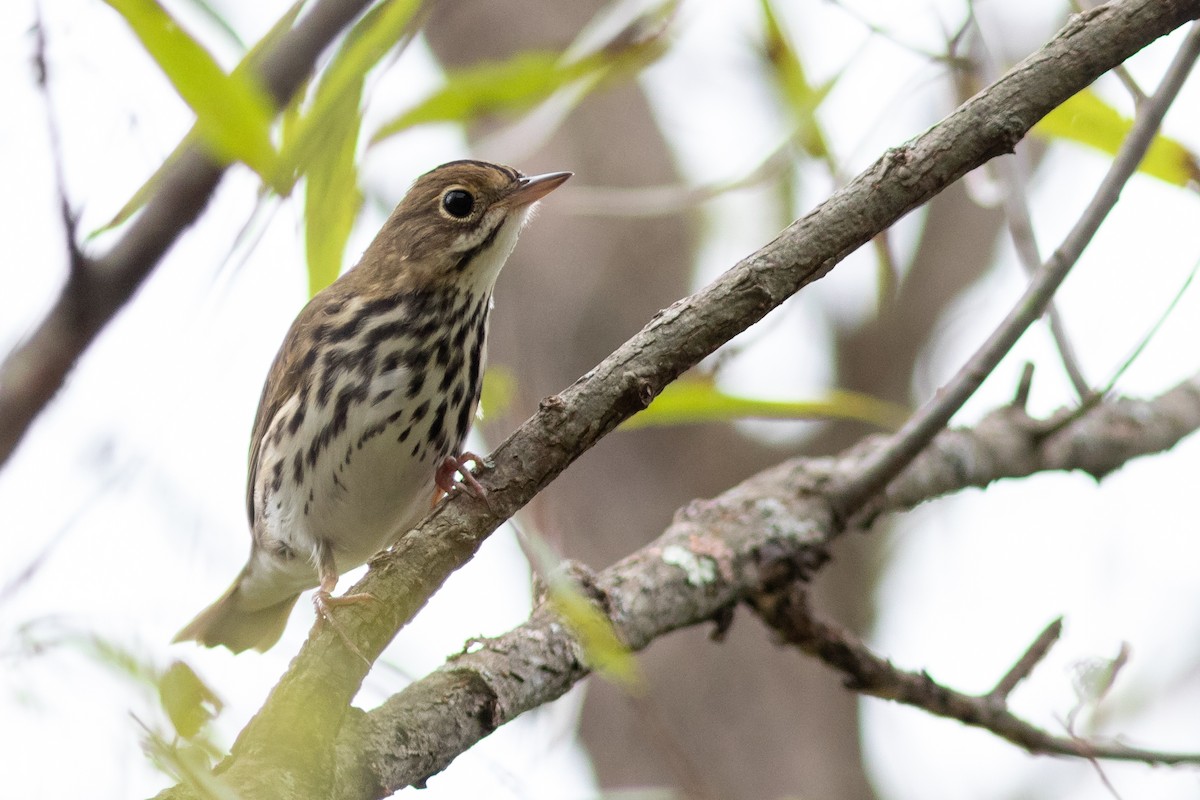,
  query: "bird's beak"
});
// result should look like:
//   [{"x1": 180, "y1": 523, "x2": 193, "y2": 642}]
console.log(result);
[{"x1": 509, "y1": 171, "x2": 572, "y2": 207}]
